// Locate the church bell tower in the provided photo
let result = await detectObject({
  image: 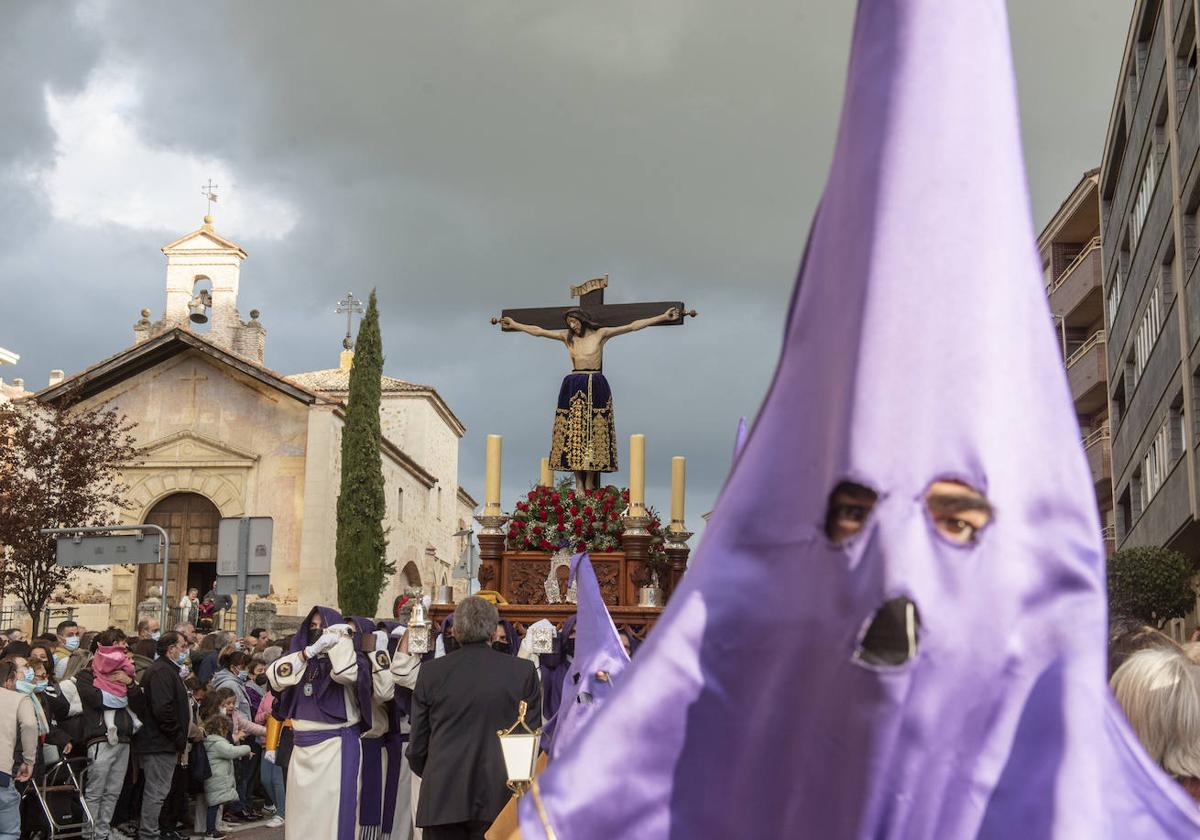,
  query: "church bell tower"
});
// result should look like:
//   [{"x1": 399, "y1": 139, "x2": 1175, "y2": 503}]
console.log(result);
[{"x1": 134, "y1": 210, "x2": 266, "y2": 363}]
